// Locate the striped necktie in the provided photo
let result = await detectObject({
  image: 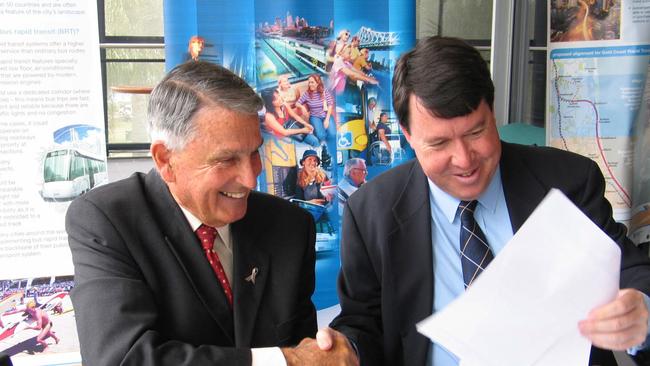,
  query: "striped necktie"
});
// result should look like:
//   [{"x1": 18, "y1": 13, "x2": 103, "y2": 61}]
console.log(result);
[{"x1": 458, "y1": 200, "x2": 494, "y2": 288}]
